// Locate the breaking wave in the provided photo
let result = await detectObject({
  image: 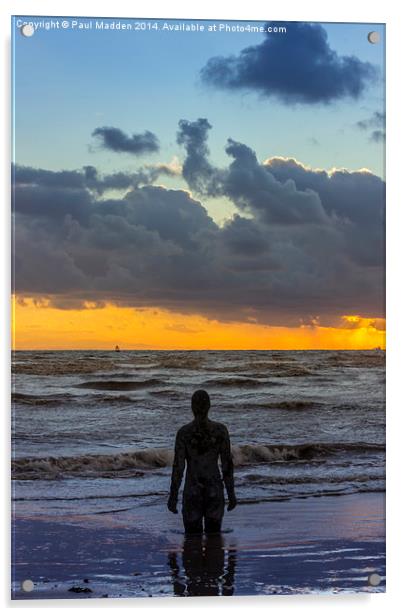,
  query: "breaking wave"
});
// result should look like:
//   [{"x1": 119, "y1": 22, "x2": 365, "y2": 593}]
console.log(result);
[
  {"x1": 240, "y1": 472, "x2": 385, "y2": 486},
  {"x1": 12, "y1": 441, "x2": 384, "y2": 480},
  {"x1": 232, "y1": 442, "x2": 384, "y2": 465},
  {"x1": 12, "y1": 448, "x2": 174, "y2": 480}
]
